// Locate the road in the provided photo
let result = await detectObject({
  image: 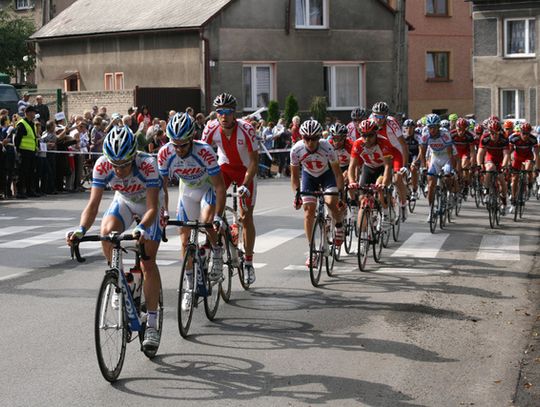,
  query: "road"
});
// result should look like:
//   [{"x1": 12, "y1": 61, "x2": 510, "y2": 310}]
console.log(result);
[{"x1": 1, "y1": 178, "x2": 539, "y2": 406}]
